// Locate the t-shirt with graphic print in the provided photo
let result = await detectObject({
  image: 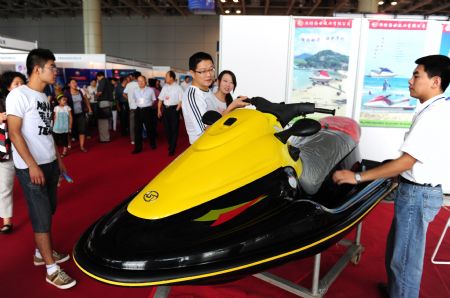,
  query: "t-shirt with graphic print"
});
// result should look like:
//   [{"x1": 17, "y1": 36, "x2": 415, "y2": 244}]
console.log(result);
[{"x1": 6, "y1": 85, "x2": 56, "y2": 169}]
